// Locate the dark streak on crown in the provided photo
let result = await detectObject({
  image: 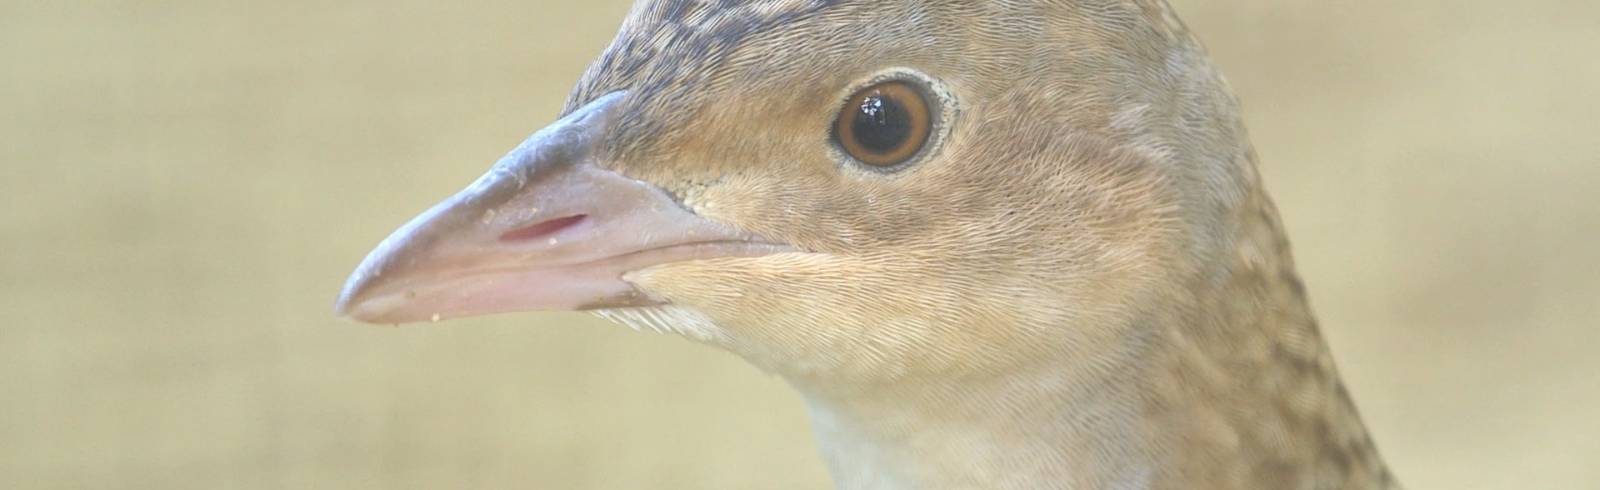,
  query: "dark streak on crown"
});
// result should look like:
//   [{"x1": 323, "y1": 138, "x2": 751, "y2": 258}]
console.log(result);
[{"x1": 563, "y1": 0, "x2": 839, "y2": 159}]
